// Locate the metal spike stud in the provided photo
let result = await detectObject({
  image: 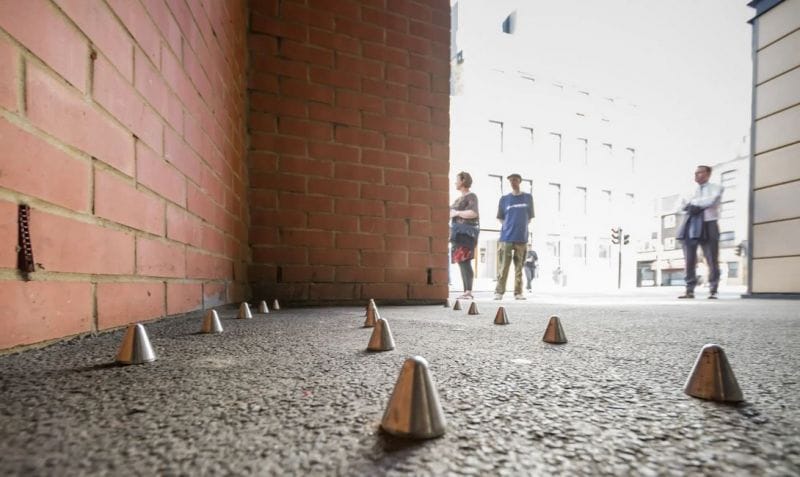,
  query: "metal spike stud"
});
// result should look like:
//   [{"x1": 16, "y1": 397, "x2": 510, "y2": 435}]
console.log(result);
[
  {"x1": 467, "y1": 302, "x2": 479, "y2": 315},
  {"x1": 201, "y1": 310, "x2": 224, "y2": 334},
  {"x1": 272, "y1": 299, "x2": 281, "y2": 310},
  {"x1": 364, "y1": 301, "x2": 379, "y2": 328},
  {"x1": 238, "y1": 302, "x2": 253, "y2": 319},
  {"x1": 116, "y1": 323, "x2": 157, "y2": 365},
  {"x1": 444, "y1": 298, "x2": 452, "y2": 308},
  {"x1": 494, "y1": 307, "x2": 510, "y2": 325},
  {"x1": 367, "y1": 318, "x2": 396, "y2": 352},
  {"x1": 452, "y1": 300, "x2": 462, "y2": 311},
  {"x1": 684, "y1": 344, "x2": 743, "y2": 402},
  {"x1": 257, "y1": 300, "x2": 269, "y2": 314},
  {"x1": 380, "y1": 356, "x2": 446, "y2": 439},
  {"x1": 542, "y1": 315, "x2": 567, "y2": 344},
  {"x1": 364, "y1": 300, "x2": 373, "y2": 316}
]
